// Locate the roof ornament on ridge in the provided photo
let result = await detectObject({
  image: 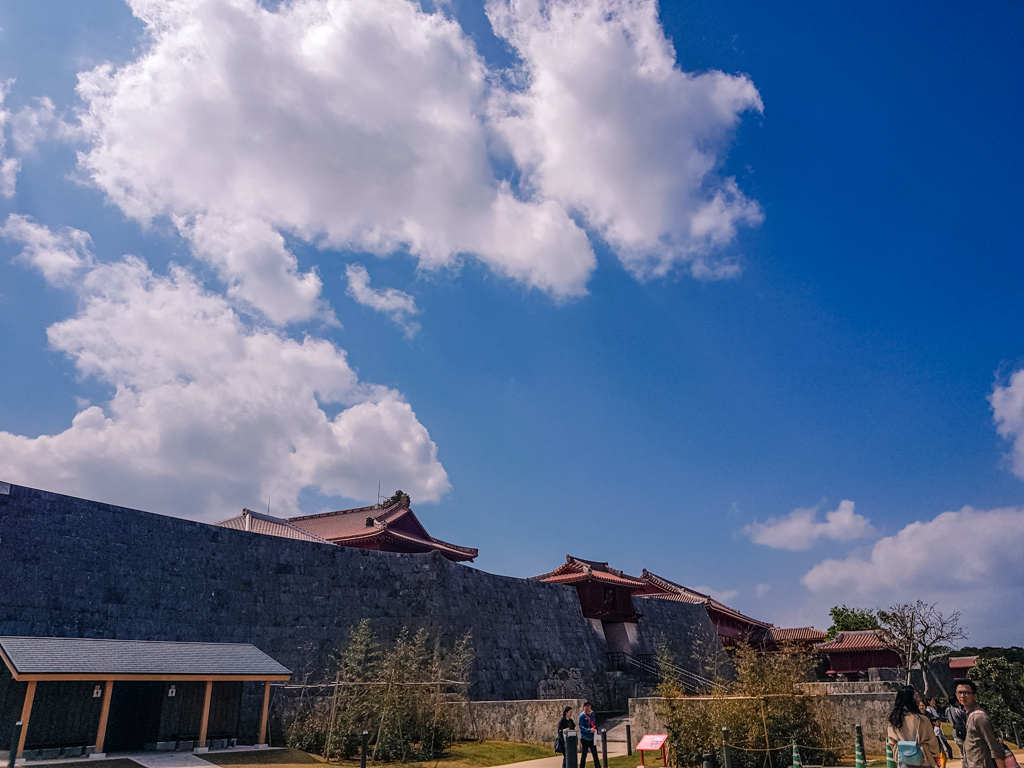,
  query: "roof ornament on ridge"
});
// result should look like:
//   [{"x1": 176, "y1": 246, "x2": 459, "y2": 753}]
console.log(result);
[{"x1": 221, "y1": 491, "x2": 479, "y2": 562}]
